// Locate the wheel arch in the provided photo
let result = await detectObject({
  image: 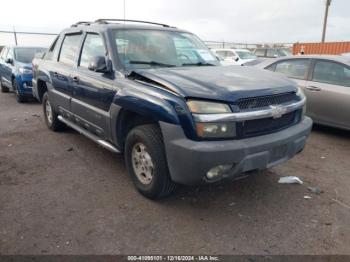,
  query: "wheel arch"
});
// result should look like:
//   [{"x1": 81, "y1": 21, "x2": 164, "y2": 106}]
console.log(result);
[
  {"x1": 111, "y1": 90, "x2": 181, "y2": 151},
  {"x1": 36, "y1": 79, "x2": 48, "y2": 103},
  {"x1": 115, "y1": 108, "x2": 161, "y2": 151}
]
